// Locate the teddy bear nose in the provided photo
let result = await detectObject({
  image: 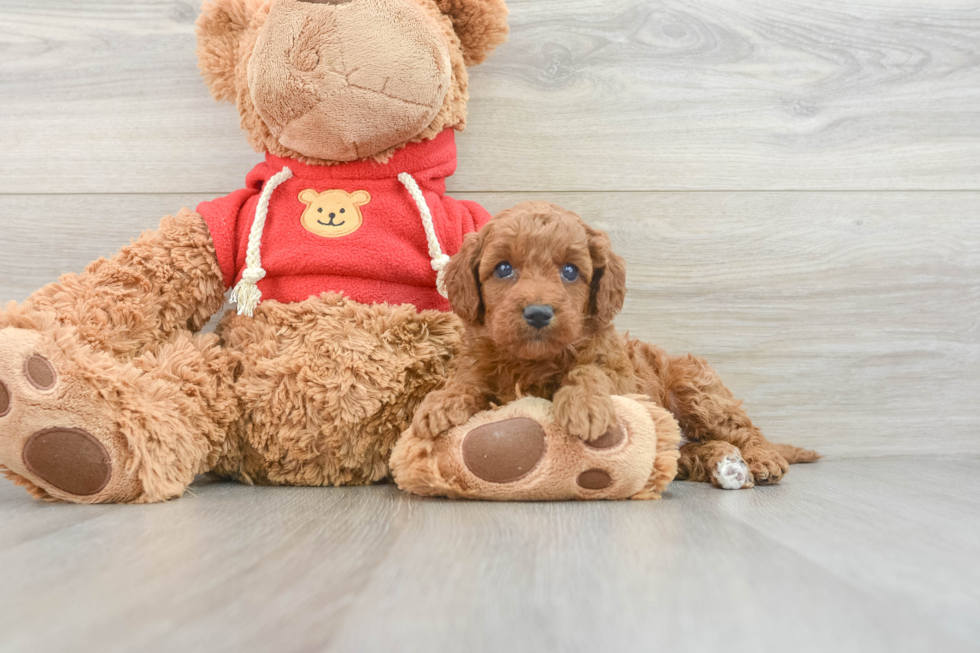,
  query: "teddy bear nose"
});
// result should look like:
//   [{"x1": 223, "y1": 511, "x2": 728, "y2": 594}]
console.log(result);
[
  {"x1": 329, "y1": 213, "x2": 336, "y2": 219},
  {"x1": 523, "y1": 305, "x2": 554, "y2": 330}
]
